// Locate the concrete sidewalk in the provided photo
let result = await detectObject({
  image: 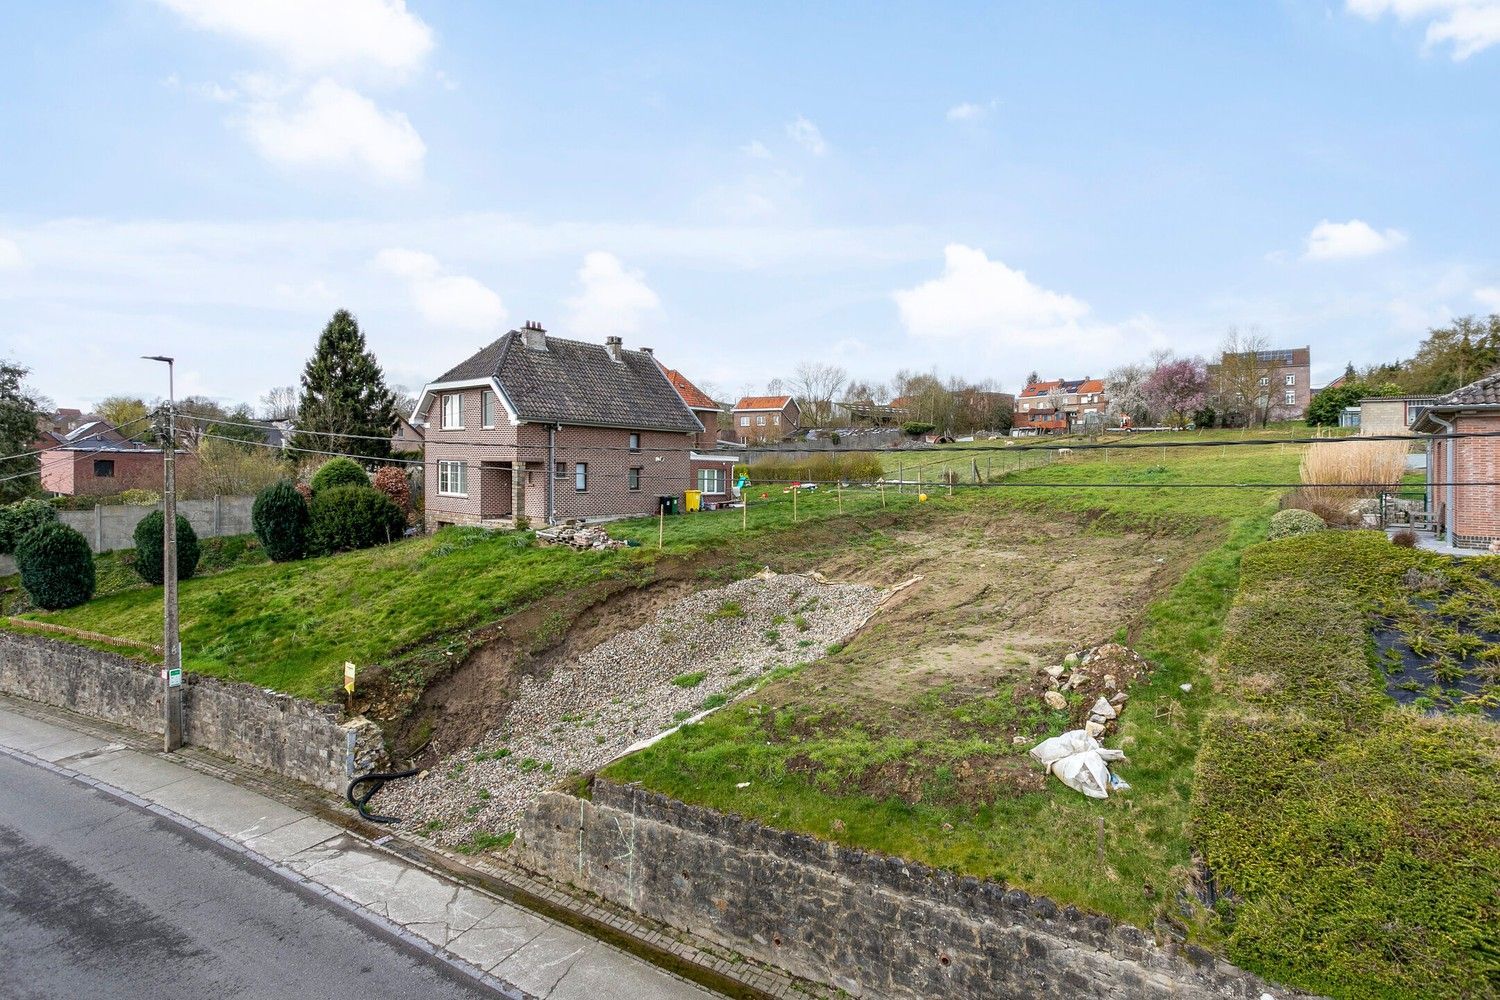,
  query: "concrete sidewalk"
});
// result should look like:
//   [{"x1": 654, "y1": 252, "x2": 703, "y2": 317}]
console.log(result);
[{"x1": 0, "y1": 700, "x2": 717, "y2": 1000}]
